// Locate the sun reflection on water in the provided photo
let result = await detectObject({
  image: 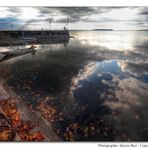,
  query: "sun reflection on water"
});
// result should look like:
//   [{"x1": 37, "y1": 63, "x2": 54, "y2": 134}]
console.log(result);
[{"x1": 71, "y1": 31, "x2": 147, "y2": 51}]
